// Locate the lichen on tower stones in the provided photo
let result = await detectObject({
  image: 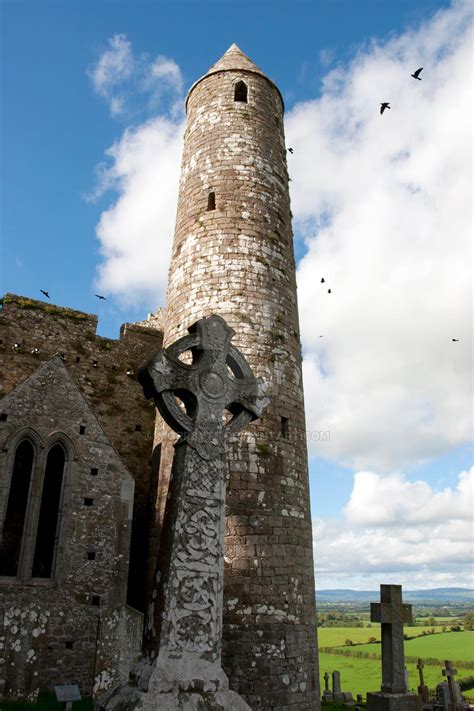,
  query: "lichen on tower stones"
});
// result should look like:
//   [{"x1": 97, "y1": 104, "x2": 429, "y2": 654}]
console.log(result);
[{"x1": 152, "y1": 44, "x2": 320, "y2": 710}]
